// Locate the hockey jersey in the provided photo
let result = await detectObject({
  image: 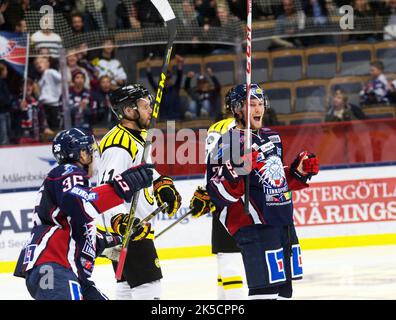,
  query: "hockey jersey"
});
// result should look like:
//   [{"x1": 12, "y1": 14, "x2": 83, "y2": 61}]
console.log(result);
[
  {"x1": 97, "y1": 124, "x2": 159, "y2": 229},
  {"x1": 206, "y1": 127, "x2": 308, "y2": 235},
  {"x1": 14, "y1": 164, "x2": 123, "y2": 283}
]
